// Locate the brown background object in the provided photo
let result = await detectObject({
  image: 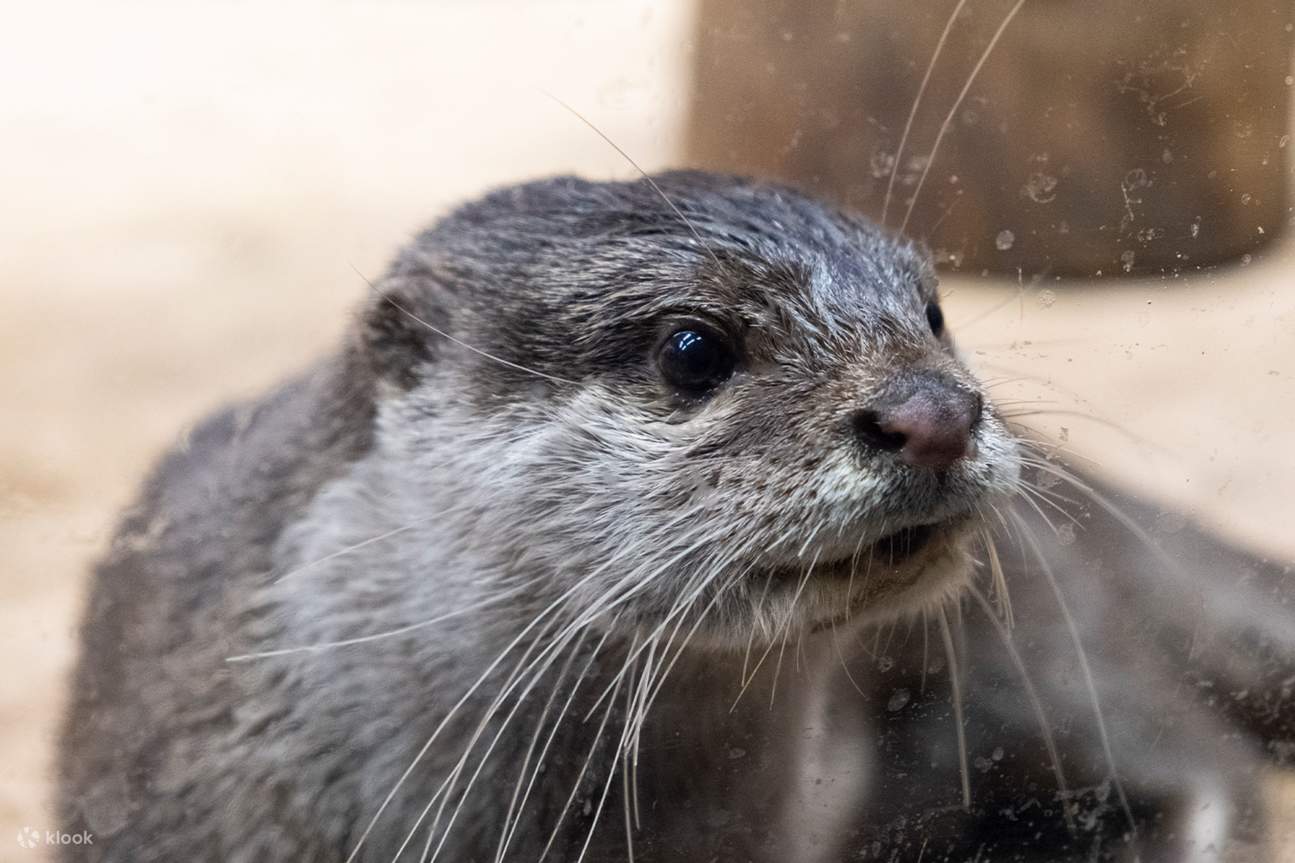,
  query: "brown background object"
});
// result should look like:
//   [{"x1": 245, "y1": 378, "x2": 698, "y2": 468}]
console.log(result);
[{"x1": 686, "y1": 0, "x2": 1295, "y2": 277}]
